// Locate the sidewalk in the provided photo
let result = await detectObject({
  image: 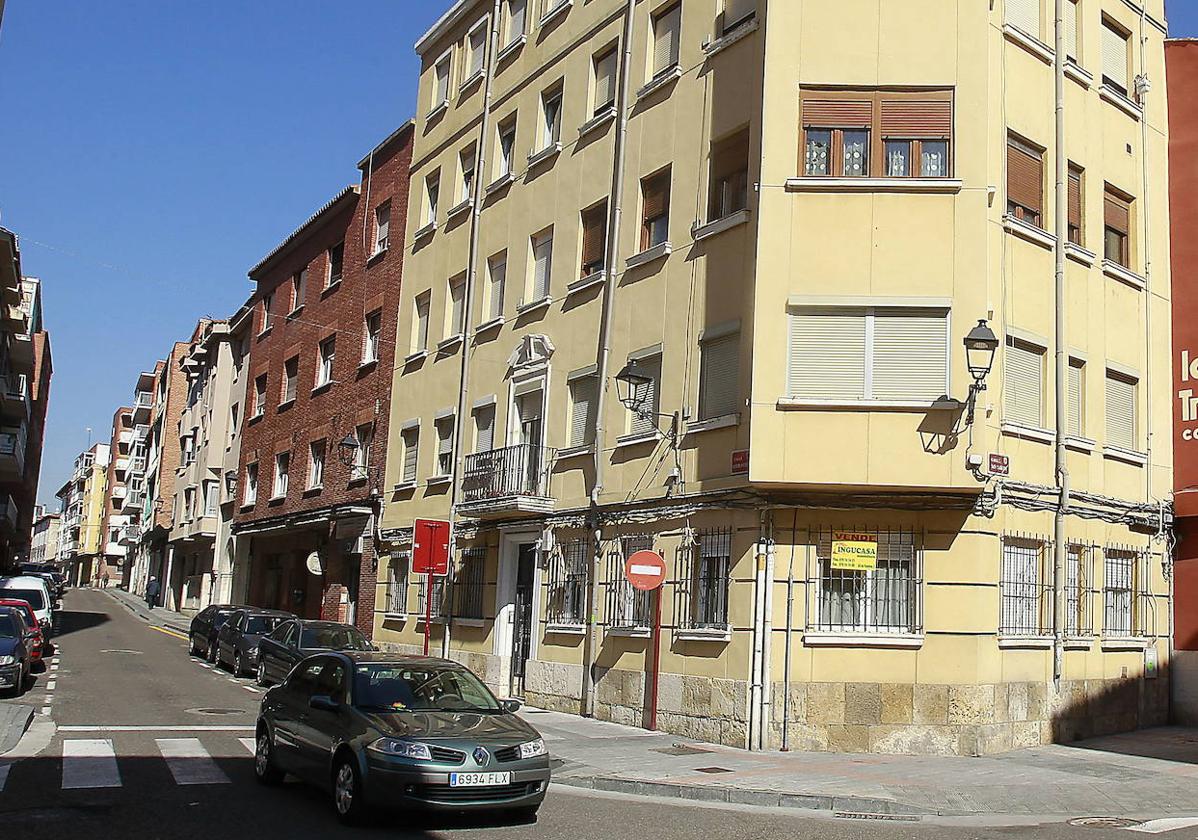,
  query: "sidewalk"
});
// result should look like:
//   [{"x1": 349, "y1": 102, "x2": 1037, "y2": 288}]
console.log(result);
[
  {"x1": 528, "y1": 707, "x2": 1198, "y2": 819},
  {"x1": 0, "y1": 702, "x2": 33, "y2": 756},
  {"x1": 103, "y1": 587, "x2": 191, "y2": 635}
]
